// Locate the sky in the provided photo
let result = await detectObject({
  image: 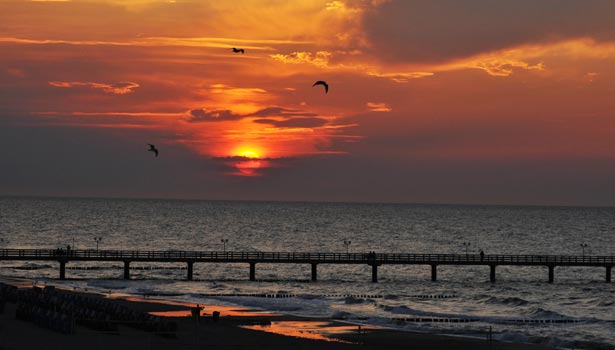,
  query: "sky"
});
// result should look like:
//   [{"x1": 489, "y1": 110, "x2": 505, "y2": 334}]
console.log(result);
[{"x1": 1, "y1": 0, "x2": 615, "y2": 206}]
